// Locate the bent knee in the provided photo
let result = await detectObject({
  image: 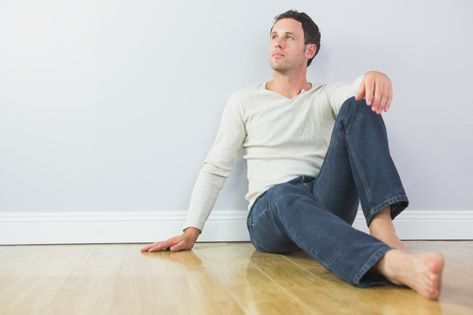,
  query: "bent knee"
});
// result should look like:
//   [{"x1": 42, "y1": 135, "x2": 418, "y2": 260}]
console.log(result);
[{"x1": 339, "y1": 96, "x2": 370, "y2": 117}]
